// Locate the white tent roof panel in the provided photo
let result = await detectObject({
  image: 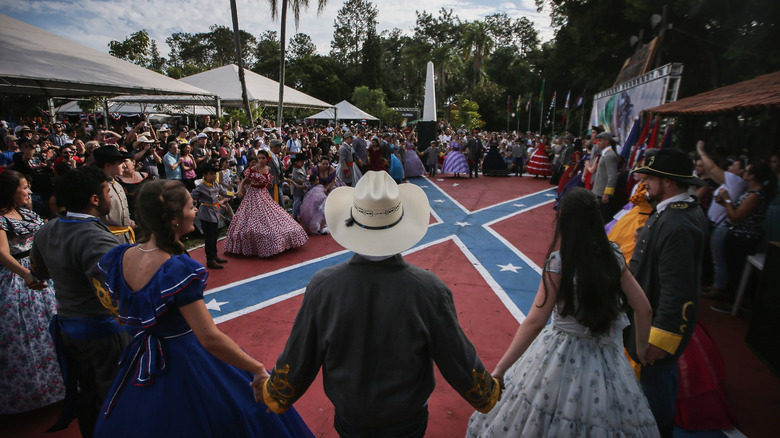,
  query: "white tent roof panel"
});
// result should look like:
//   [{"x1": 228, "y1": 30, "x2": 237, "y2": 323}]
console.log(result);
[
  {"x1": 179, "y1": 64, "x2": 331, "y2": 110},
  {"x1": 0, "y1": 14, "x2": 214, "y2": 98},
  {"x1": 307, "y1": 100, "x2": 378, "y2": 120}
]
